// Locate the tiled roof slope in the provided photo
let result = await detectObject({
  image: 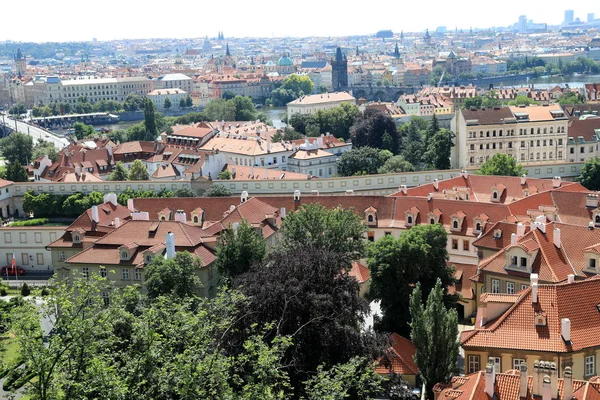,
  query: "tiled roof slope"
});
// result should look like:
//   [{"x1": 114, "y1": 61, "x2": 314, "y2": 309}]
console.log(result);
[{"x1": 375, "y1": 333, "x2": 418, "y2": 376}]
